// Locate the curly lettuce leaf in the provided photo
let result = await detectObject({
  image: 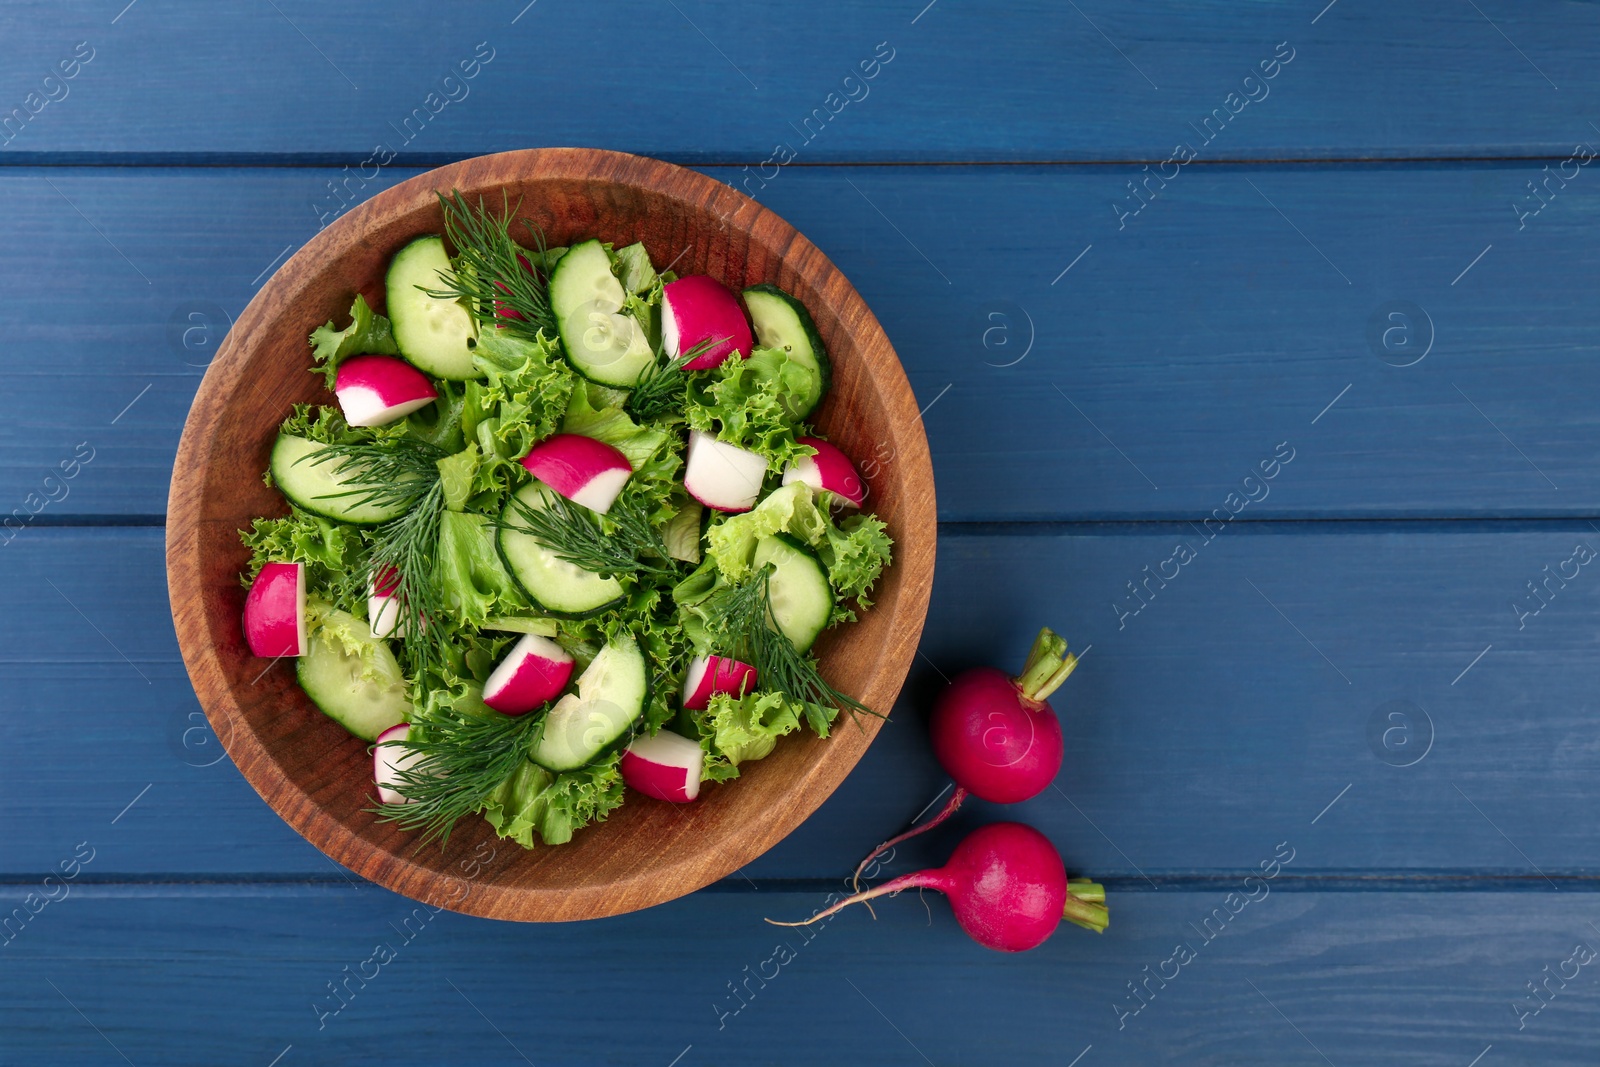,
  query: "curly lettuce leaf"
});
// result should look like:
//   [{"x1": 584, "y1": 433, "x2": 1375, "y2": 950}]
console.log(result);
[
  {"x1": 480, "y1": 758, "x2": 554, "y2": 848},
  {"x1": 703, "y1": 482, "x2": 825, "y2": 583},
  {"x1": 684, "y1": 347, "x2": 817, "y2": 467},
  {"x1": 482, "y1": 753, "x2": 625, "y2": 847},
  {"x1": 434, "y1": 510, "x2": 528, "y2": 628},
  {"x1": 693, "y1": 691, "x2": 802, "y2": 783},
  {"x1": 304, "y1": 598, "x2": 409, "y2": 690},
  {"x1": 240, "y1": 506, "x2": 371, "y2": 613},
  {"x1": 309, "y1": 295, "x2": 400, "y2": 391},
  {"x1": 278, "y1": 403, "x2": 363, "y2": 447},
  {"x1": 471, "y1": 331, "x2": 577, "y2": 494},
  {"x1": 819, "y1": 513, "x2": 893, "y2": 623}
]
